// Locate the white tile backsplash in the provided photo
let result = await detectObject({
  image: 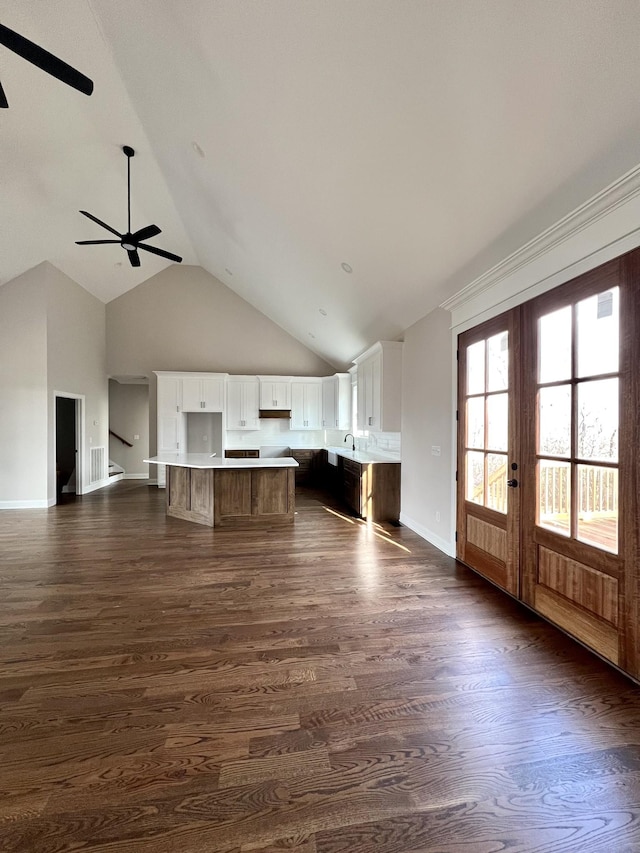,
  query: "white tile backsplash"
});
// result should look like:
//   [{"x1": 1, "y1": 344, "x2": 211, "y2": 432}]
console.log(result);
[
  {"x1": 227, "y1": 418, "x2": 324, "y2": 449},
  {"x1": 226, "y1": 421, "x2": 401, "y2": 457},
  {"x1": 325, "y1": 428, "x2": 401, "y2": 458}
]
